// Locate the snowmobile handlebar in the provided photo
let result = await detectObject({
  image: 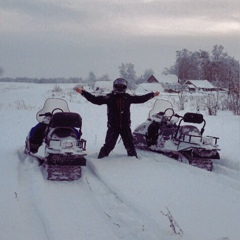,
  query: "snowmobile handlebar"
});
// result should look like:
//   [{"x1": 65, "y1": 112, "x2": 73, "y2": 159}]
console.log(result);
[
  {"x1": 39, "y1": 112, "x2": 52, "y2": 117},
  {"x1": 38, "y1": 108, "x2": 64, "y2": 117},
  {"x1": 173, "y1": 113, "x2": 182, "y2": 118}
]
